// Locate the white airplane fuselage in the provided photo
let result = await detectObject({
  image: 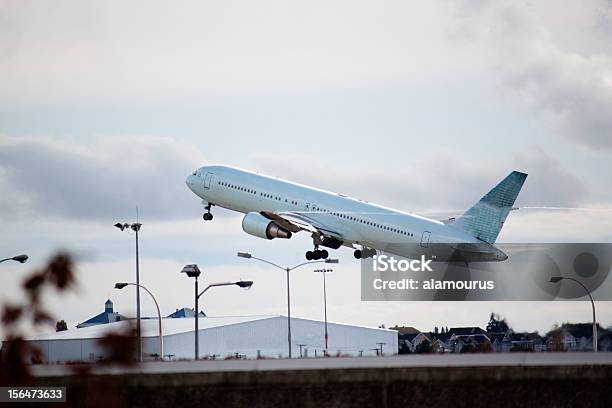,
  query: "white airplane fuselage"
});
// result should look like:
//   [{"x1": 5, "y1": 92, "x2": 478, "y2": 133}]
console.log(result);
[{"x1": 186, "y1": 165, "x2": 508, "y2": 262}]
